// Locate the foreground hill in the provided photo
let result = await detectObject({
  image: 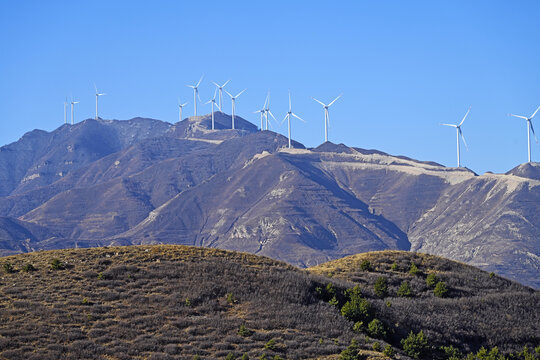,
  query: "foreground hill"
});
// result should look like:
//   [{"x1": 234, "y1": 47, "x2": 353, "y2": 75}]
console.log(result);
[
  {"x1": 0, "y1": 114, "x2": 538, "y2": 288},
  {"x1": 0, "y1": 246, "x2": 538, "y2": 360}
]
